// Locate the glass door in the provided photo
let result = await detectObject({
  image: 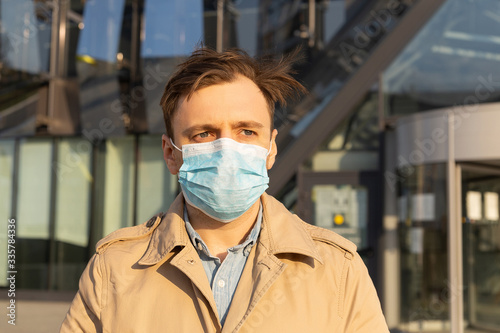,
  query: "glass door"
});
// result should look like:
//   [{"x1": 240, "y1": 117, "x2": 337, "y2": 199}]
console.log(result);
[
  {"x1": 397, "y1": 163, "x2": 450, "y2": 332},
  {"x1": 461, "y1": 163, "x2": 500, "y2": 331}
]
